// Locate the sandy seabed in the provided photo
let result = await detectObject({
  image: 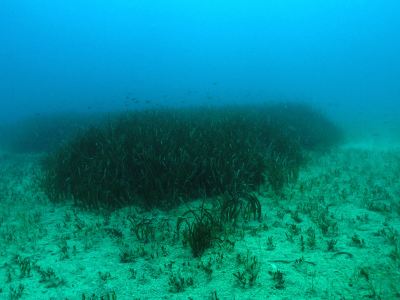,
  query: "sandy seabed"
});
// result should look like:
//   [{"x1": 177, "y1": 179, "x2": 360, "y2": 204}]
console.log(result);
[{"x1": 0, "y1": 141, "x2": 399, "y2": 300}]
